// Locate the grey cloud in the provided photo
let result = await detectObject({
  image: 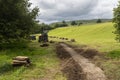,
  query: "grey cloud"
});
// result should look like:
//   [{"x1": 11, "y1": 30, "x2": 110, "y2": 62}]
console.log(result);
[
  {"x1": 54, "y1": 0, "x2": 98, "y2": 17},
  {"x1": 39, "y1": 0, "x2": 56, "y2": 9},
  {"x1": 30, "y1": 0, "x2": 118, "y2": 23}
]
